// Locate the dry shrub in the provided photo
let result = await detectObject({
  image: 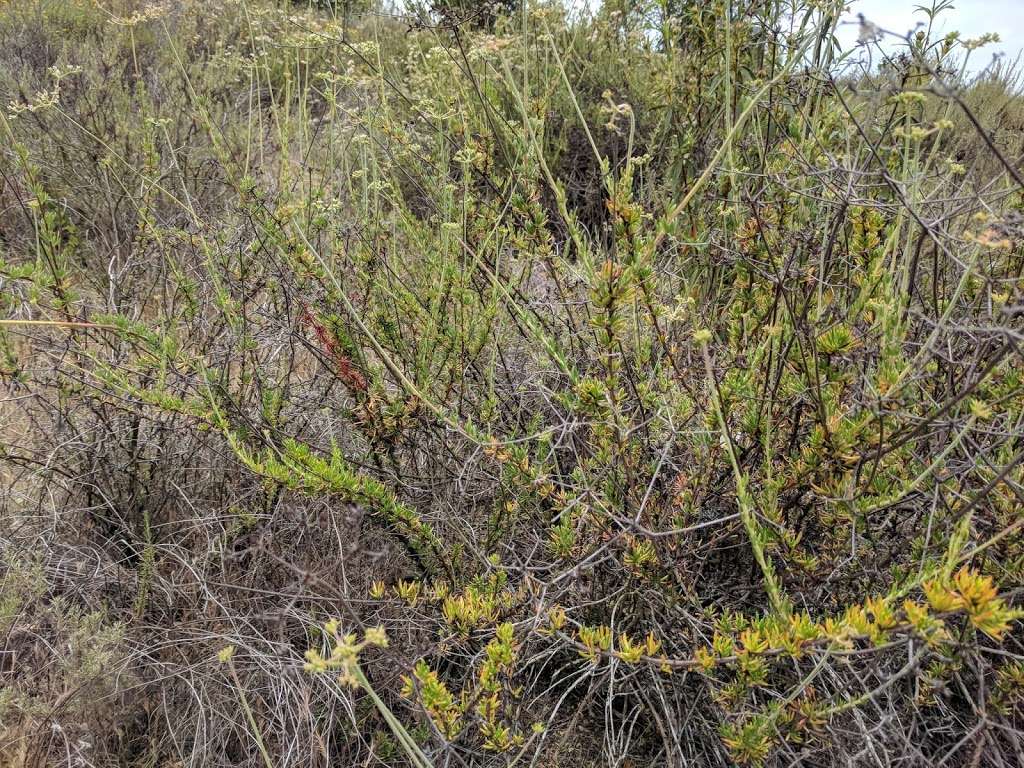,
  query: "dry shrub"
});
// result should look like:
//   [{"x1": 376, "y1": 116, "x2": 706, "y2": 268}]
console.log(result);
[{"x1": 1, "y1": 1, "x2": 1023, "y2": 766}]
